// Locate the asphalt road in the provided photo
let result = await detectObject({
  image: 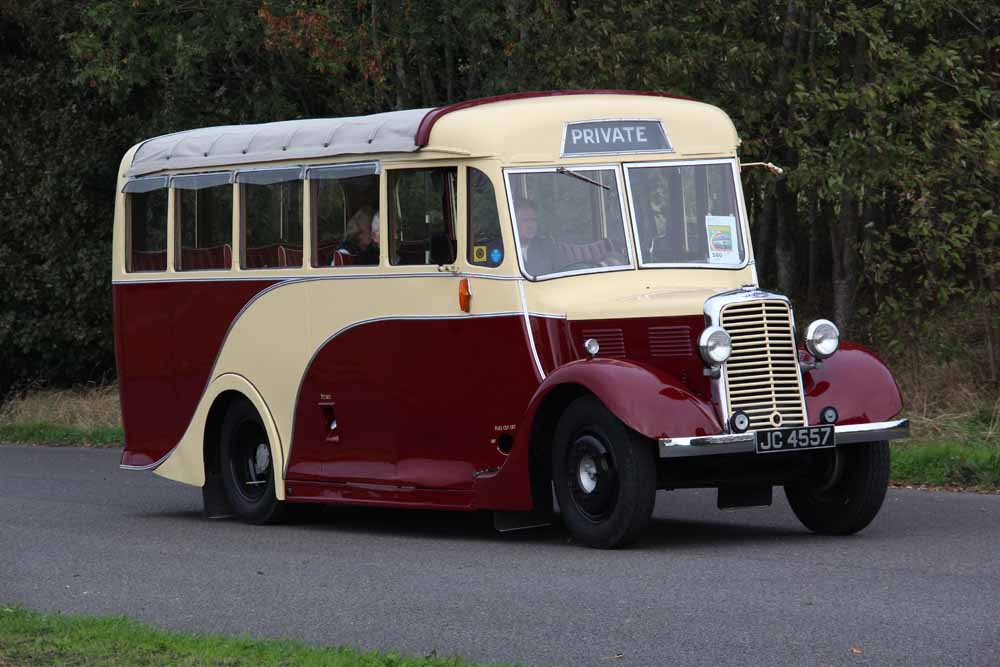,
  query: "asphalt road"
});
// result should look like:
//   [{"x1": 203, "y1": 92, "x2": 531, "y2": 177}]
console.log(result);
[{"x1": 2, "y1": 445, "x2": 998, "y2": 667}]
